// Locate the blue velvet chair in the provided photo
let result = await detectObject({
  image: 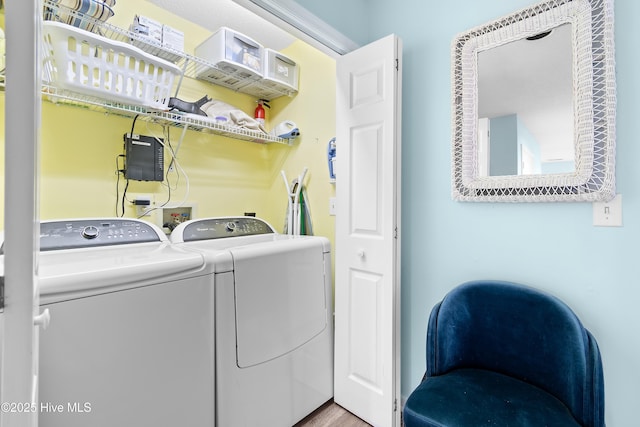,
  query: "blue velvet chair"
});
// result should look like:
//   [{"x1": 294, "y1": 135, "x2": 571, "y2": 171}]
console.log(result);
[{"x1": 403, "y1": 280, "x2": 604, "y2": 427}]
